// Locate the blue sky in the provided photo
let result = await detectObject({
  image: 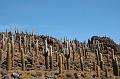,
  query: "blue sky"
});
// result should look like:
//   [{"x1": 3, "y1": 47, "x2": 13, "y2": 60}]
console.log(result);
[{"x1": 0, "y1": 0, "x2": 120, "y2": 43}]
